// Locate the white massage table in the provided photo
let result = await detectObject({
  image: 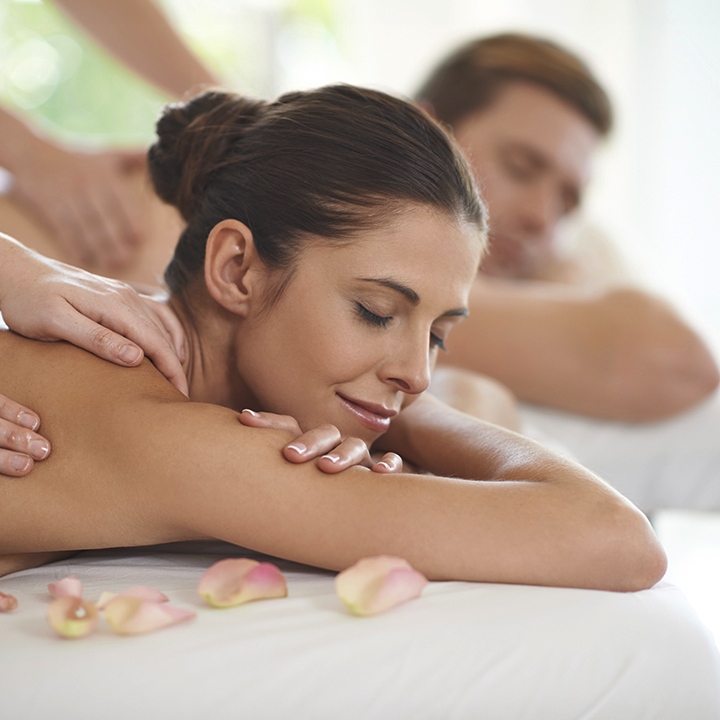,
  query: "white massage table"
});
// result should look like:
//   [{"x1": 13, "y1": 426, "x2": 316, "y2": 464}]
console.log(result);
[
  {"x1": 1, "y1": 541, "x2": 719, "y2": 719},
  {"x1": 521, "y1": 389, "x2": 720, "y2": 515}
]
